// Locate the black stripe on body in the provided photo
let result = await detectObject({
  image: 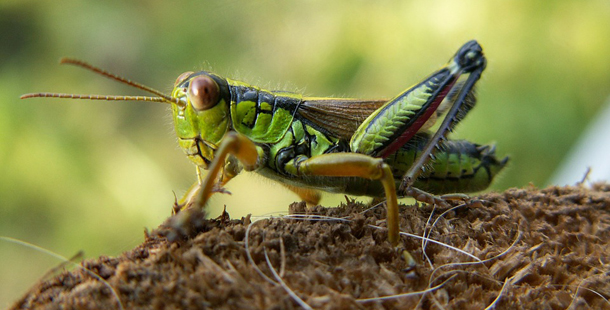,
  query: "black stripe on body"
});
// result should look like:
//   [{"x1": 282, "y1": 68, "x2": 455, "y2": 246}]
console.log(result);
[{"x1": 228, "y1": 84, "x2": 303, "y2": 129}]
